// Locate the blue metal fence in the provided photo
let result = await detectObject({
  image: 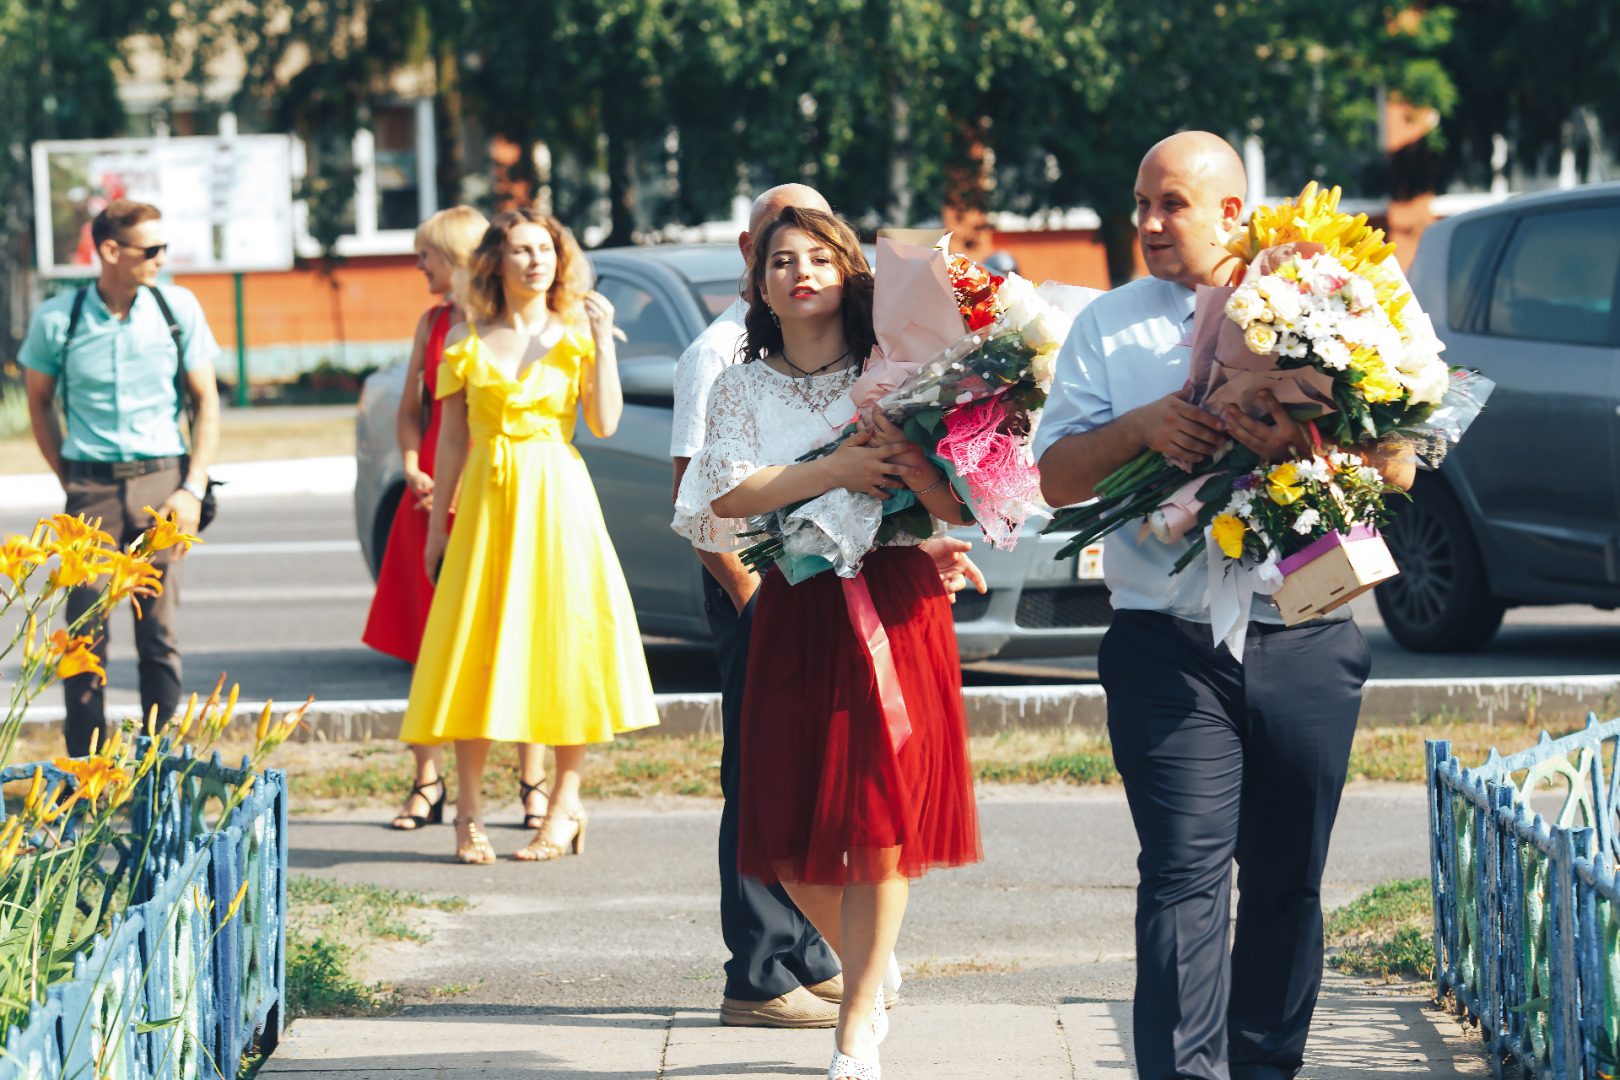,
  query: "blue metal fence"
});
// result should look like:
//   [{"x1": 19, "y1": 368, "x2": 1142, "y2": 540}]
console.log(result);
[
  {"x1": 0, "y1": 745, "x2": 288, "y2": 1080},
  {"x1": 1428, "y1": 713, "x2": 1620, "y2": 1079}
]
